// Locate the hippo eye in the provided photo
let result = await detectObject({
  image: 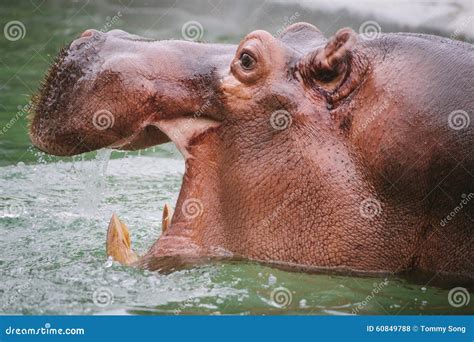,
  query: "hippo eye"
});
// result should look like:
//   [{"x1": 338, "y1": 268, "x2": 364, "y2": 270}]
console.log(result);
[{"x1": 240, "y1": 53, "x2": 256, "y2": 70}]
